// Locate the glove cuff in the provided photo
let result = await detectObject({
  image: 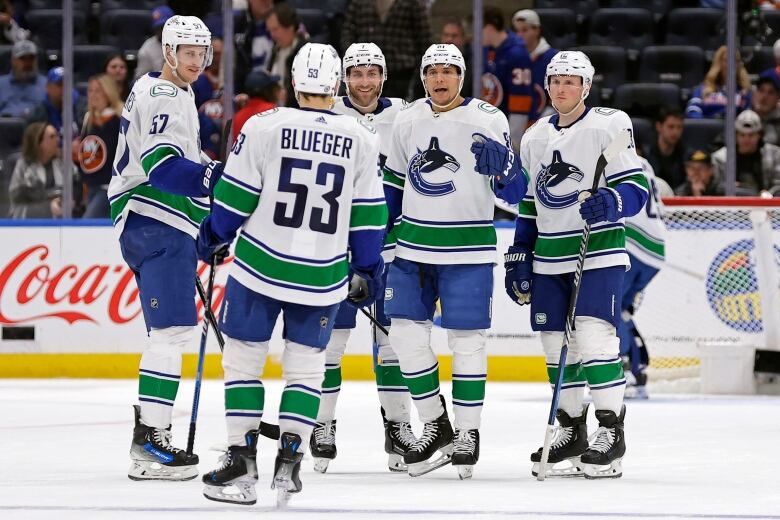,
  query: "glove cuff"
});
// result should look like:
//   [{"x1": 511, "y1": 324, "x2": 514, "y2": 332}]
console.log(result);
[
  {"x1": 351, "y1": 258, "x2": 385, "y2": 282},
  {"x1": 202, "y1": 161, "x2": 221, "y2": 195}
]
